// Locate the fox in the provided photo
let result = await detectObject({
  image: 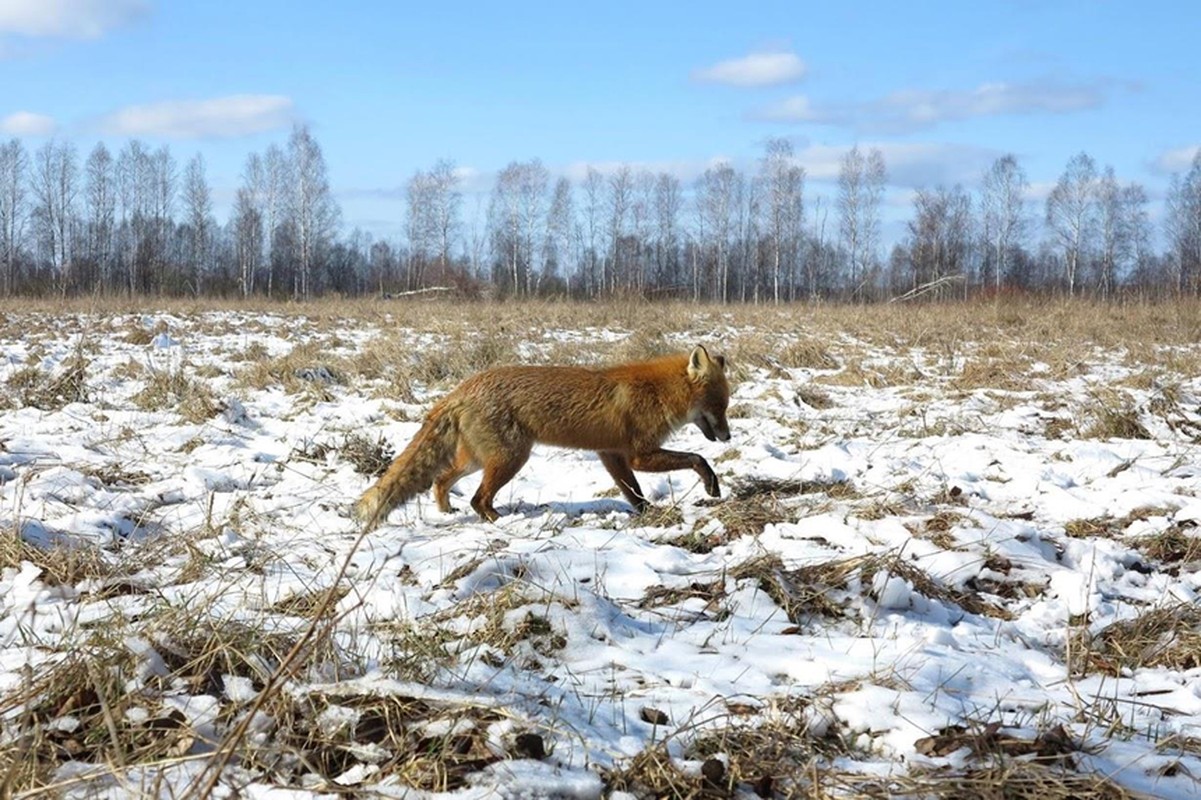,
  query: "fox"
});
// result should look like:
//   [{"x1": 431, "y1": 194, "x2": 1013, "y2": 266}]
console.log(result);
[{"x1": 352, "y1": 344, "x2": 731, "y2": 527}]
